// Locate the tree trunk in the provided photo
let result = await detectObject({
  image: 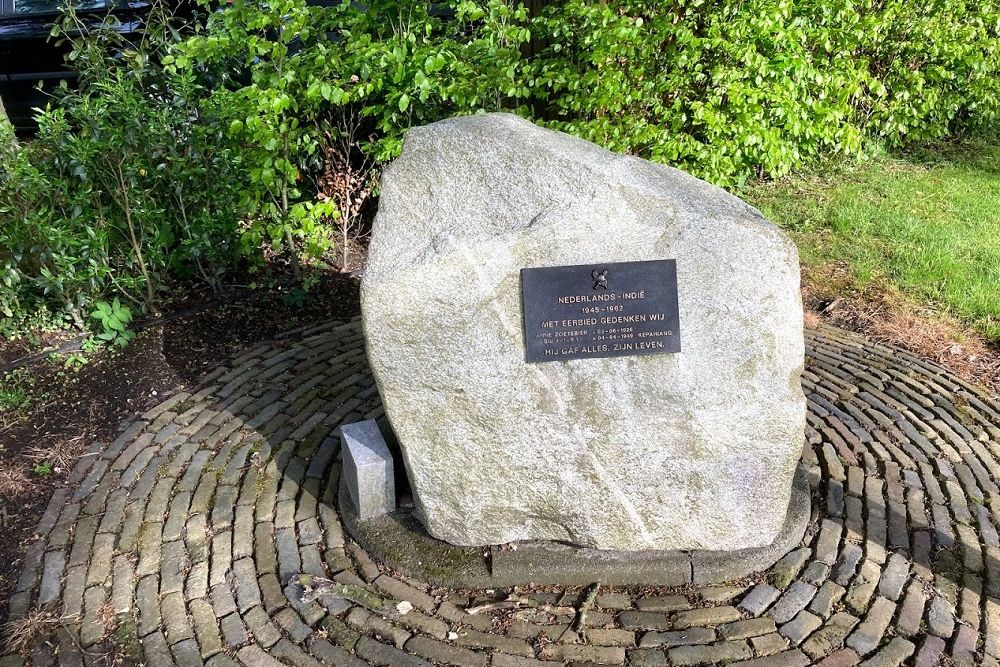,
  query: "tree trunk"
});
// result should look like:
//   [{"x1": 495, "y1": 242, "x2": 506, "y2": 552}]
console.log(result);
[
  {"x1": 524, "y1": 0, "x2": 552, "y2": 59},
  {"x1": 524, "y1": 0, "x2": 551, "y2": 120}
]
